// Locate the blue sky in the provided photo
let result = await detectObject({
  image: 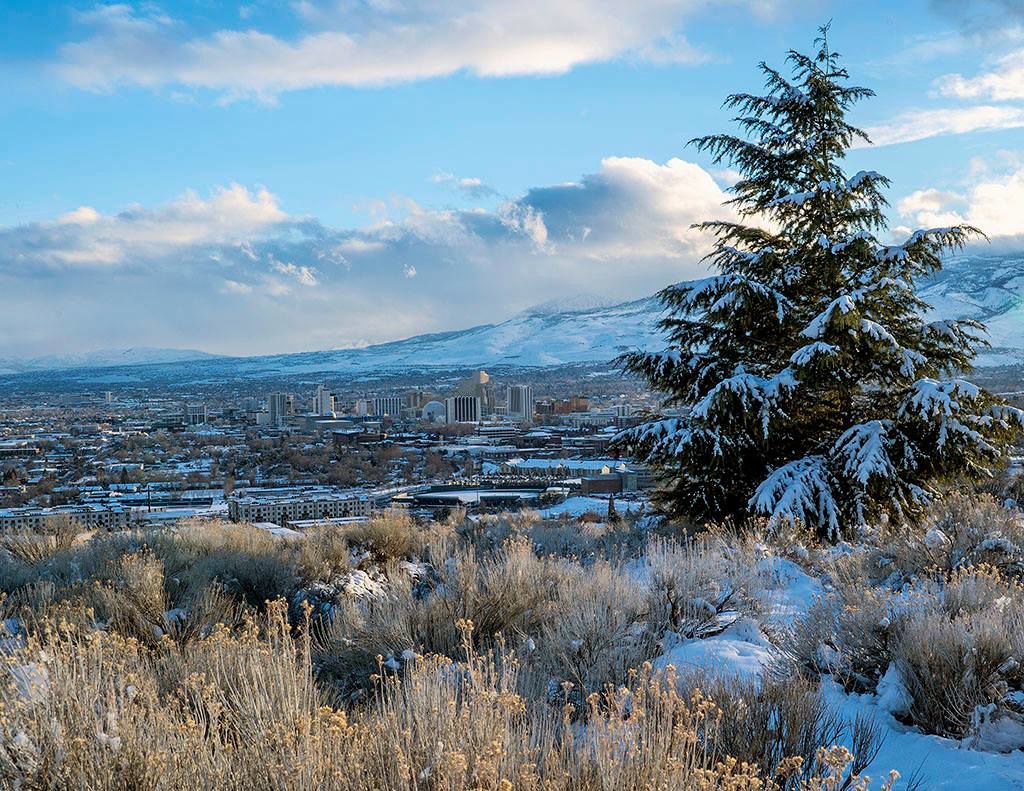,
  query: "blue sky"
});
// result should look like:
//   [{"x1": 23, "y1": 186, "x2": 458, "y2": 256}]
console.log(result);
[{"x1": 2, "y1": 0, "x2": 1024, "y2": 358}]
